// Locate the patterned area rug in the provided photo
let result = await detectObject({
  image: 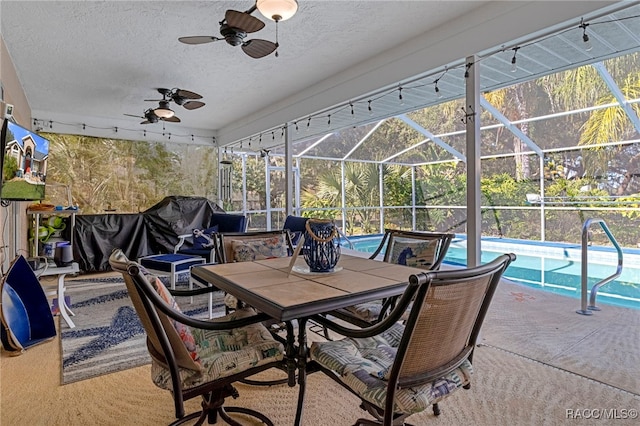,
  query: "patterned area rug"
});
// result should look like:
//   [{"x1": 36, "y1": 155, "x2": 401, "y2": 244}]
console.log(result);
[{"x1": 59, "y1": 276, "x2": 224, "y2": 384}]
